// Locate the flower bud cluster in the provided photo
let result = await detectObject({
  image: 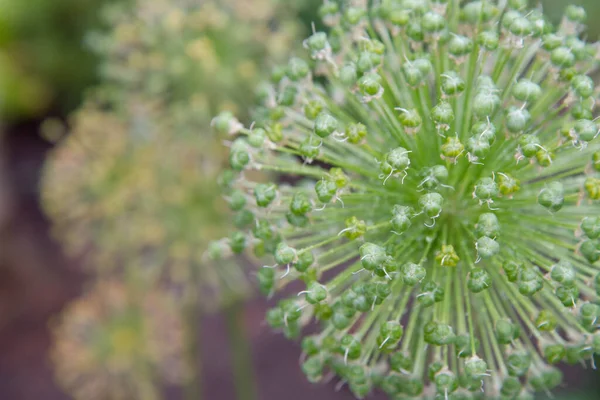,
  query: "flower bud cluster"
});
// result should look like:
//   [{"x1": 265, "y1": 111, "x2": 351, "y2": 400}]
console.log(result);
[{"x1": 217, "y1": 0, "x2": 600, "y2": 398}]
